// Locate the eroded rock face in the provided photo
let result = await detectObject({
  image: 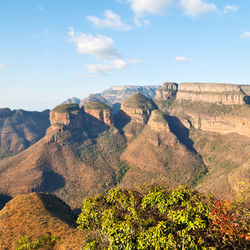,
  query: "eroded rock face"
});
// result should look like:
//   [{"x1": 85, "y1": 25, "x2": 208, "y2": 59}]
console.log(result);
[
  {"x1": 49, "y1": 109, "x2": 84, "y2": 131},
  {"x1": 176, "y1": 83, "x2": 248, "y2": 105},
  {"x1": 46, "y1": 104, "x2": 84, "y2": 144},
  {"x1": 148, "y1": 110, "x2": 170, "y2": 133},
  {"x1": 181, "y1": 112, "x2": 250, "y2": 137},
  {"x1": 84, "y1": 102, "x2": 113, "y2": 126},
  {"x1": 121, "y1": 93, "x2": 156, "y2": 125},
  {"x1": 155, "y1": 82, "x2": 178, "y2": 101}
]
